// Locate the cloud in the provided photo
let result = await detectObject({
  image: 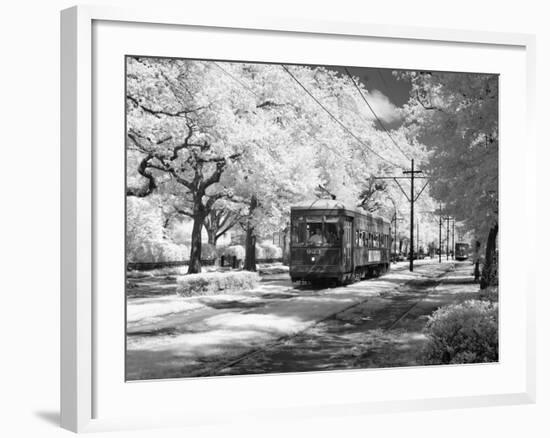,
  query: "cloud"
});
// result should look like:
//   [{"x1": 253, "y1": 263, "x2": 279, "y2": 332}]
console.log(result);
[{"x1": 364, "y1": 89, "x2": 402, "y2": 124}]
